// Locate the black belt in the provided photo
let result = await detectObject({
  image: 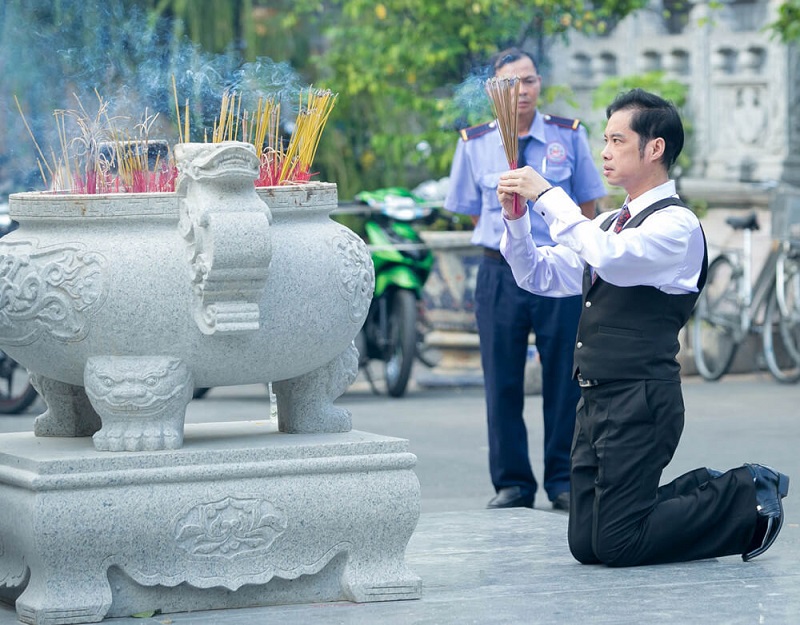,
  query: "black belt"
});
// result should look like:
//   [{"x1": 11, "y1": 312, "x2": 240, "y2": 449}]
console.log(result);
[{"x1": 483, "y1": 247, "x2": 506, "y2": 263}]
